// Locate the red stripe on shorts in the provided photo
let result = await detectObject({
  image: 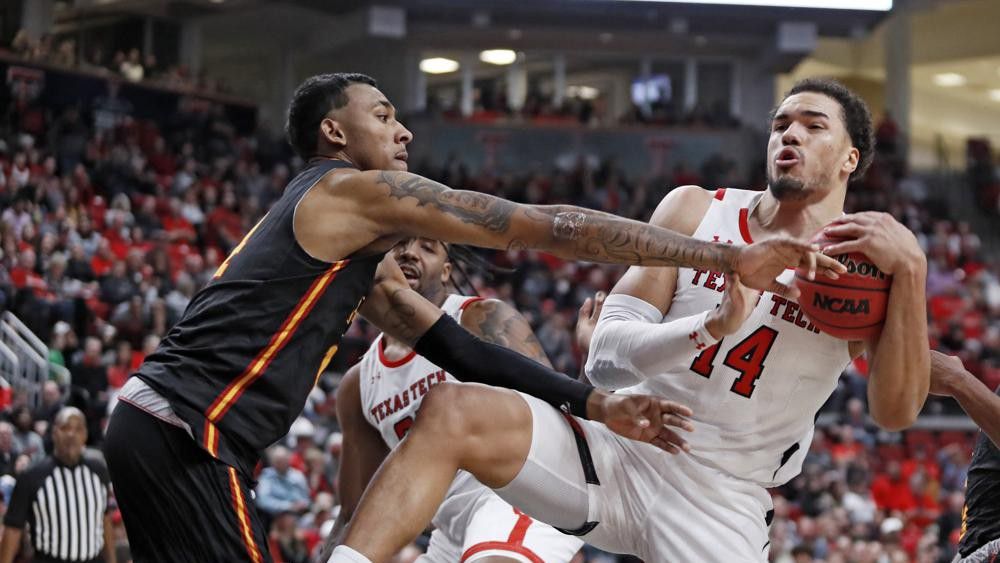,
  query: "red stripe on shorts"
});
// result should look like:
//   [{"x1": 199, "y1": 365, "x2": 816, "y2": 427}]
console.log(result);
[{"x1": 460, "y1": 508, "x2": 543, "y2": 563}]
